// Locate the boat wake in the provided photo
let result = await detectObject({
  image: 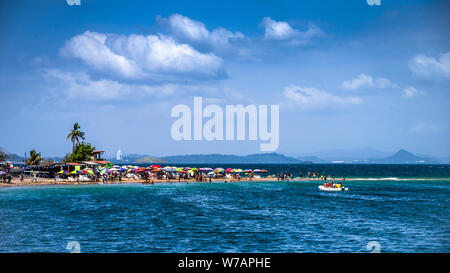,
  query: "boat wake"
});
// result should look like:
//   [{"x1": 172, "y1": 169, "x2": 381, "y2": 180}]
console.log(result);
[{"x1": 344, "y1": 177, "x2": 450, "y2": 181}]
